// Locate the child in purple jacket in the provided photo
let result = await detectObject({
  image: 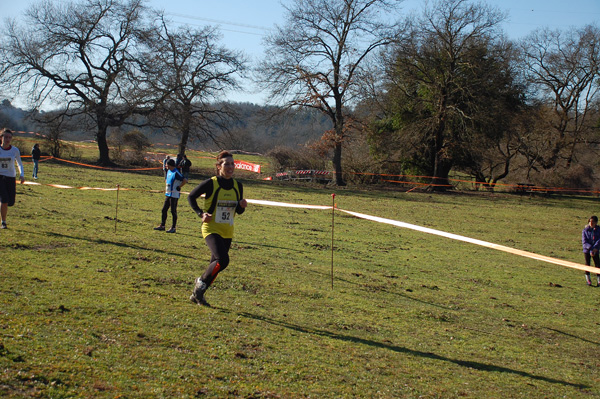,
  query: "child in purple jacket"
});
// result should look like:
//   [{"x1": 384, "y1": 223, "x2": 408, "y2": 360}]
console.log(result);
[{"x1": 582, "y1": 215, "x2": 600, "y2": 286}]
